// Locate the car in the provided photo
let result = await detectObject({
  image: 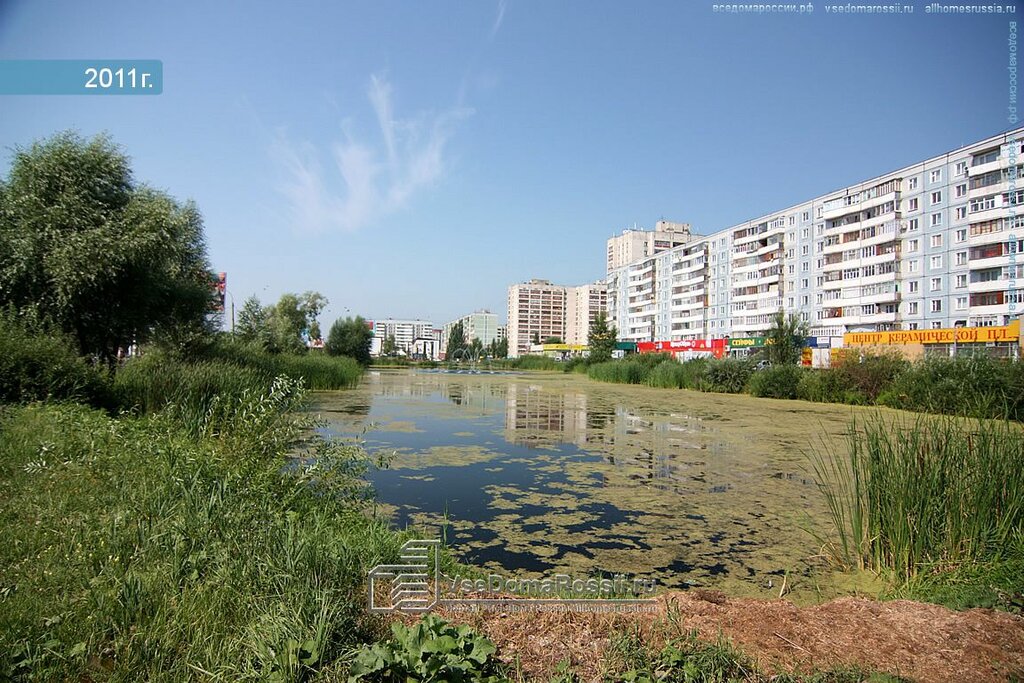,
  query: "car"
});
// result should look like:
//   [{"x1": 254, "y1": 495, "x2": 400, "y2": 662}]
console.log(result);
[{"x1": 755, "y1": 360, "x2": 772, "y2": 370}]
